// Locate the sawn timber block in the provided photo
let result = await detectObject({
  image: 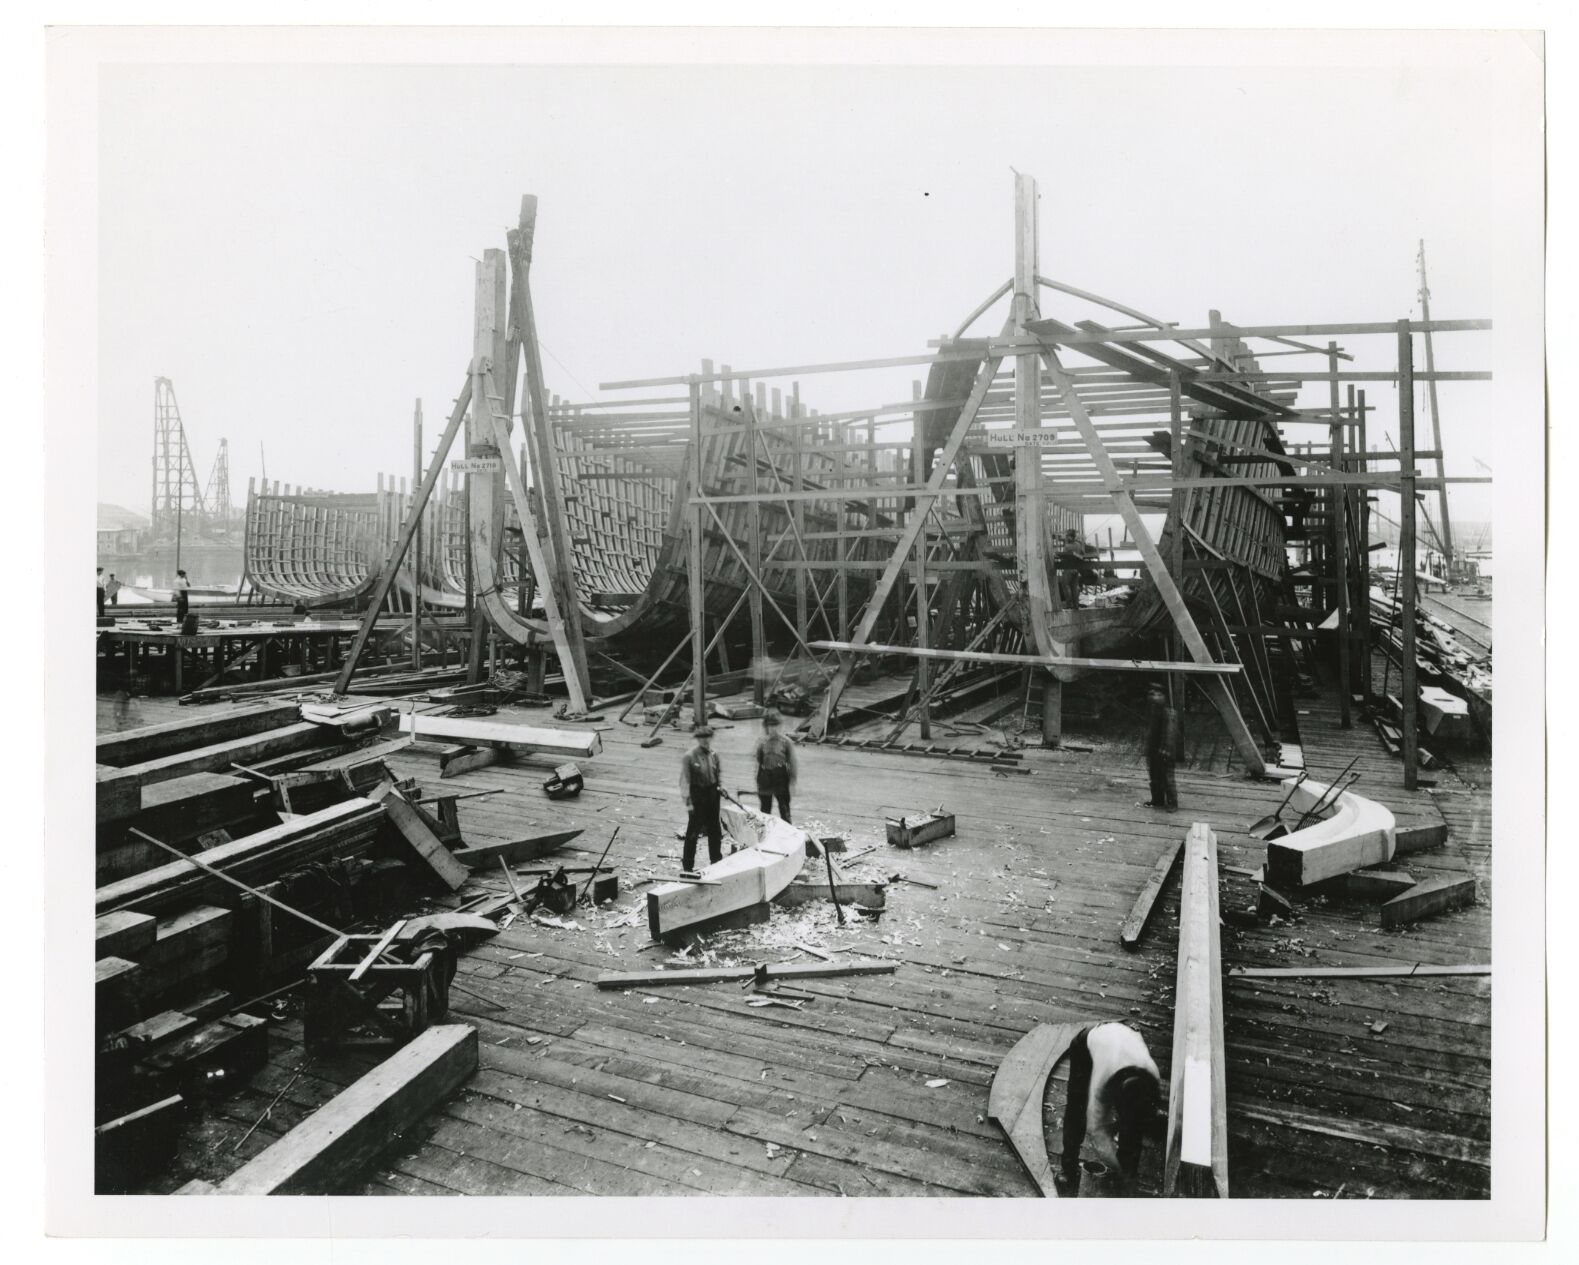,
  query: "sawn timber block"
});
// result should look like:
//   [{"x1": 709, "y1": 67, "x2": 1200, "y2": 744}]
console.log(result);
[
  {"x1": 1380, "y1": 874, "x2": 1478, "y2": 928},
  {"x1": 96, "y1": 910, "x2": 157, "y2": 960}
]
